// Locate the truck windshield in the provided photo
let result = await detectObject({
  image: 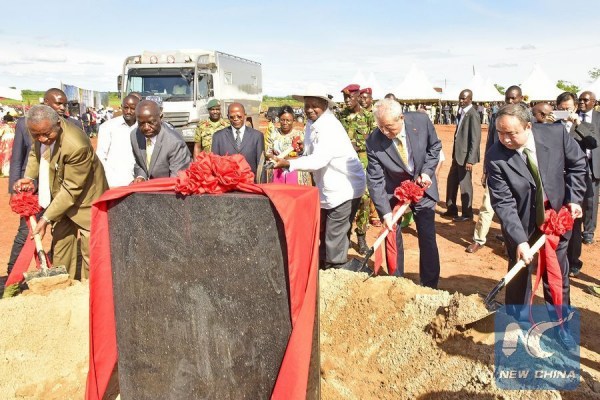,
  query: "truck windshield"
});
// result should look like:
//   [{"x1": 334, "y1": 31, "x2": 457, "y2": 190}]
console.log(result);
[{"x1": 126, "y1": 68, "x2": 194, "y2": 101}]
